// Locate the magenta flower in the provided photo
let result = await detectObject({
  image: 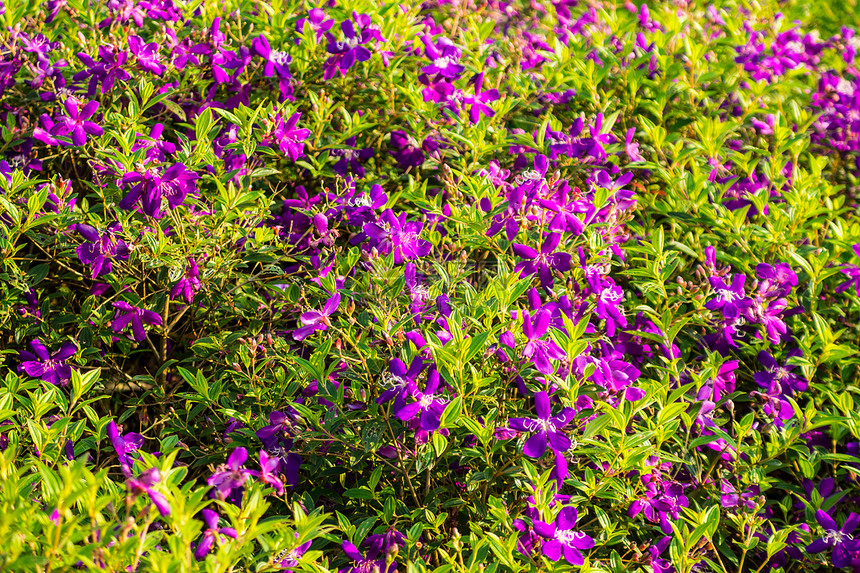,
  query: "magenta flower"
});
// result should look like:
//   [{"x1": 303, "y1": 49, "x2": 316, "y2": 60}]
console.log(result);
[
  {"x1": 195, "y1": 509, "x2": 238, "y2": 560},
  {"x1": 269, "y1": 111, "x2": 311, "y2": 161},
  {"x1": 293, "y1": 292, "x2": 341, "y2": 341},
  {"x1": 171, "y1": 258, "x2": 202, "y2": 304},
  {"x1": 508, "y1": 391, "x2": 574, "y2": 458},
  {"x1": 258, "y1": 450, "x2": 285, "y2": 495},
  {"x1": 807, "y1": 510, "x2": 860, "y2": 568},
  {"x1": 53, "y1": 99, "x2": 103, "y2": 146},
  {"x1": 107, "y1": 420, "x2": 144, "y2": 477},
  {"x1": 127, "y1": 467, "x2": 171, "y2": 517},
  {"x1": 252, "y1": 34, "x2": 291, "y2": 78},
  {"x1": 128, "y1": 36, "x2": 164, "y2": 75},
  {"x1": 75, "y1": 222, "x2": 129, "y2": 279},
  {"x1": 395, "y1": 368, "x2": 448, "y2": 431},
  {"x1": 363, "y1": 209, "x2": 432, "y2": 263},
  {"x1": 120, "y1": 162, "x2": 199, "y2": 218},
  {"x1": 296, "y1": 9, "x2": 334, "y2": 40},
  {"x1": 513, "y1": 233, "x2": 572, "y2": 292},
  {"x1": 421, "y1": 36, "x2": 464, "y2": 79},
  {"x1": 323, "y1": 14, "x2": 382, "y2": 79},
  {"x1": 705, "y1": 274, "x2": 750, "y2": 319},
  {"x1": 208, "y1": 447, "x2": 259, "y2": 501},
  {"x1": 754, "y1": 350, "x2": 807, "y2": 394},
  {"x1": 521, "y1": 309, "x2": 566, "y2": 375},
  {"x1": 533, "y1": 507, "x2": 594, "y2": 565},
  {"x1": 111, "y1": 301, "x2": 162, "y2": 342},
  {"x1": 18, "y1": 339, "x2": 77, "y2": 386},
  {"x1": 837, "y1": 244, "x2": 860, "y2": 296}
]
